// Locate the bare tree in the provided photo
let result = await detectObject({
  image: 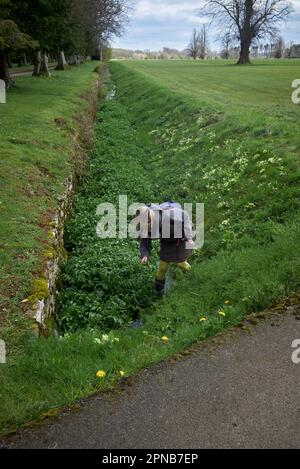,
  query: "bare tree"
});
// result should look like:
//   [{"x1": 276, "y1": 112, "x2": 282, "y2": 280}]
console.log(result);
[
  {"x1": 198, "y1": 24, "x2": 209, "y2": 59},
  {"x1": 75, "y1": 0, "x2": 130, "y2": 60},
  {"x1": 187, "y1": 26, "x2": 209, "y2": 60},
  {"x1": 251, "y1": 44, "x2": 259, "y2": 57},
  {"x1": 264, "y1": 43, "x2": 270, "y2": 57},
  {"x1": 187, "y1": 28, "x2": 200, "y2": 60},
  {"x1": 198, "y1": 1, "x2": 292, "y2": 64},
  {"x1": 273, "y1": 35, "x2": 285, "y2": 58},
  {"x1": 220, "y1": 31, "x2": 231, "y2": 58},
  {"x1": 284, "y1": 40, "x2": 293, "y2": 58}
]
